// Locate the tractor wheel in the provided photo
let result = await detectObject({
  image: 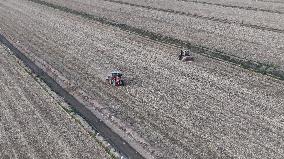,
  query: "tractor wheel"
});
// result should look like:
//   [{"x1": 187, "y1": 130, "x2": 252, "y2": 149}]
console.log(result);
[
  {"x1": 120, "y1": 80, "x2": 125, "y2": 86},
  {"x1": 112, "y1": 80, "x2": 116, "y2": 86}
]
